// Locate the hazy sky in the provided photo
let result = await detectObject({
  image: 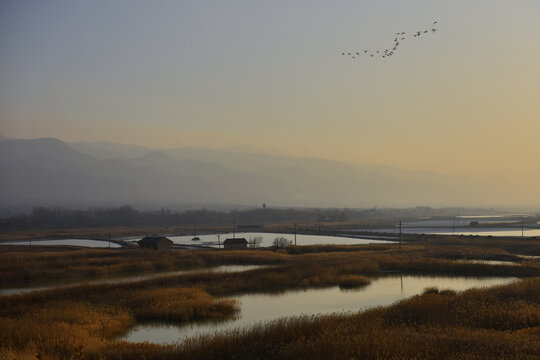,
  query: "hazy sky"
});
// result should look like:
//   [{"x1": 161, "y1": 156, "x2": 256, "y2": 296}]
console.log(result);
[{"x1": 1, "y1": 1, "x2": 539, "y2": 188}]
